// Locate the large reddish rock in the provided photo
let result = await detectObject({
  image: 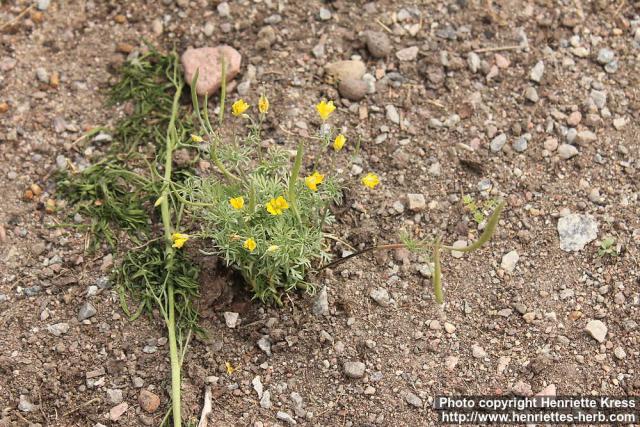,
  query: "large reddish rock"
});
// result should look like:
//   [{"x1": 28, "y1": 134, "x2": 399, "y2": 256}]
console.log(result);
[{"x1": 181, "y1": 46, "x2": 241, "y2": 96}]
